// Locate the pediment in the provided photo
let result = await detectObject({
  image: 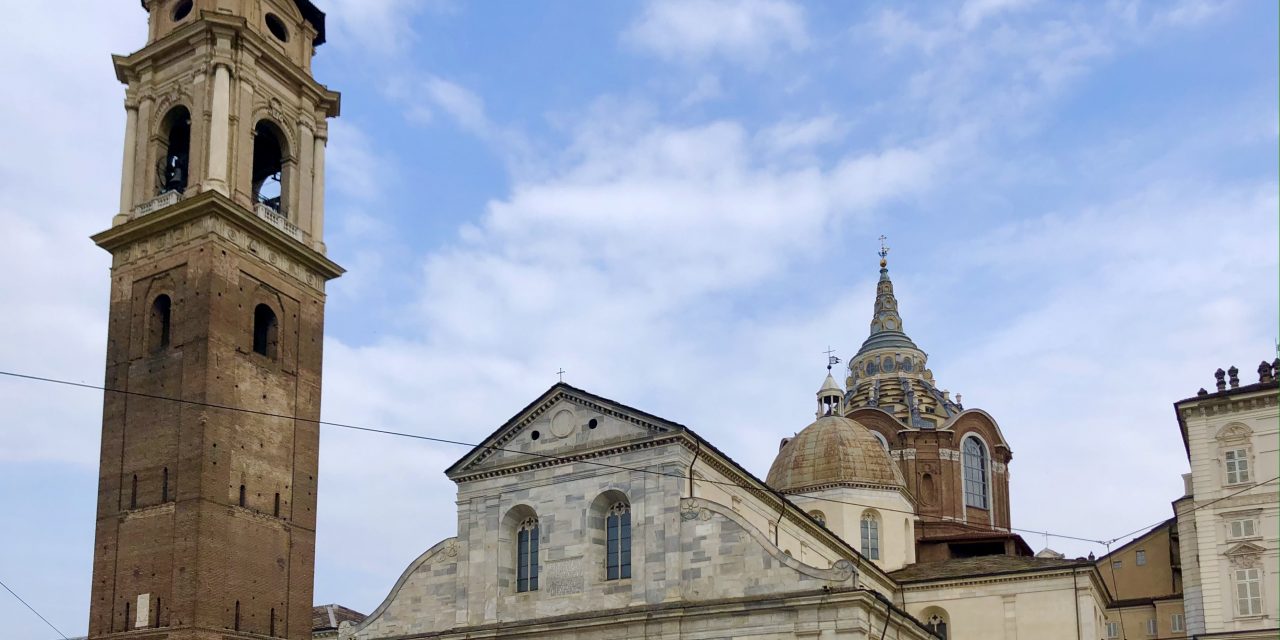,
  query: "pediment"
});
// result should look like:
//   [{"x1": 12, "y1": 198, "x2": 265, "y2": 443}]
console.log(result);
[
  {"x1": 1225, "y1": 541, "x2": 1266, "y2": 557},
  {"x1": 445, "y1": 384, "x2": 685, "y2": 481}
]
